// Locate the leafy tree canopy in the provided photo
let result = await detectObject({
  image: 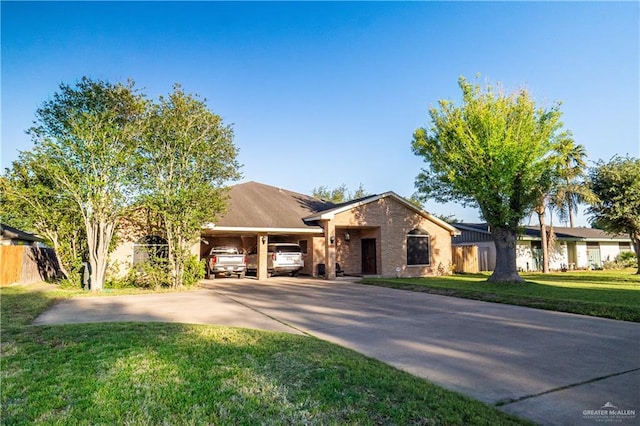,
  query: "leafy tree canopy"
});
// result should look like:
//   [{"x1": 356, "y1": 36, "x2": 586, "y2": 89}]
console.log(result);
[
  {"x1": 312, "y1": 183, "x2": 370, "y2": 204},
  {"x1": 2, "y1": 77, "x2": 241, "y2": 289},
  {"x1": 25, "y1": 77, "x2": 147, "y2": 290},
  {"x1": 137, "y1": 85, "x2": 241, "y2": 287},
  {"x1": 0, "y1": 153, "x2": 86, "y2": 279},
  {"x1": 412, "y1": 76, "x2": 570, "y2": 282},
  {"x1": 588, "y1": 156, "x2": 640, "y2": 274}
]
